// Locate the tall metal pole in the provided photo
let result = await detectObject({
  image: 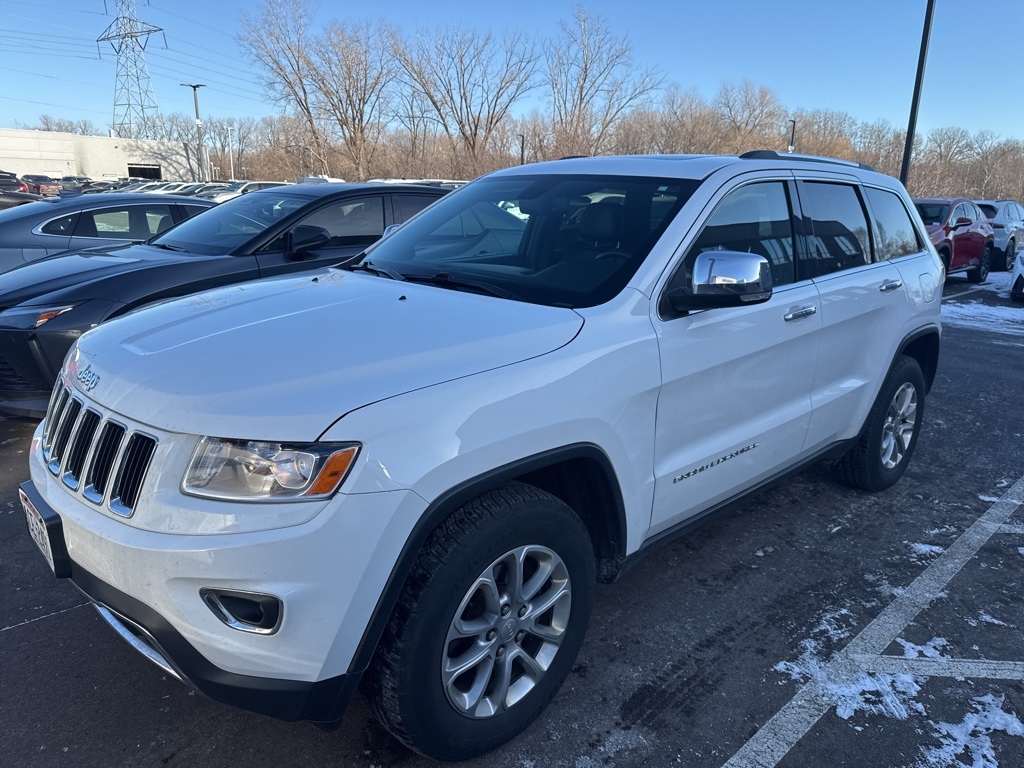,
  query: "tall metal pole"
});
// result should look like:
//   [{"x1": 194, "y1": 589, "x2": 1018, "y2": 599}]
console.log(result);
[
  {"x1": 787, "y1": 119, "x2": 796, "y2": 153},
  {"x1": 181, "y1": 83, "x2": 206, "y2": 182},
  {"x1": 227, "y1": 124, "x2": 235, "y2": 180},
  {"x1": 900, "y1": 0, "x2": 936, "y2": 186}
]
